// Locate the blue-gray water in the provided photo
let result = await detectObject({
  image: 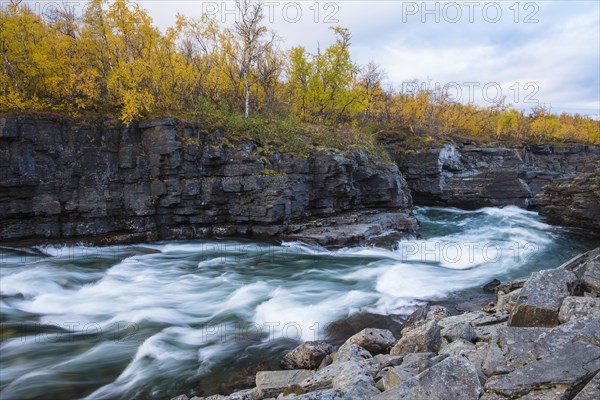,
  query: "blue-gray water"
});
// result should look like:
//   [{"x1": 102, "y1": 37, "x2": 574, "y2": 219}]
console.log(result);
[{"x1": 1, "y1": 206, "x2": 598, "y2": 399}]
